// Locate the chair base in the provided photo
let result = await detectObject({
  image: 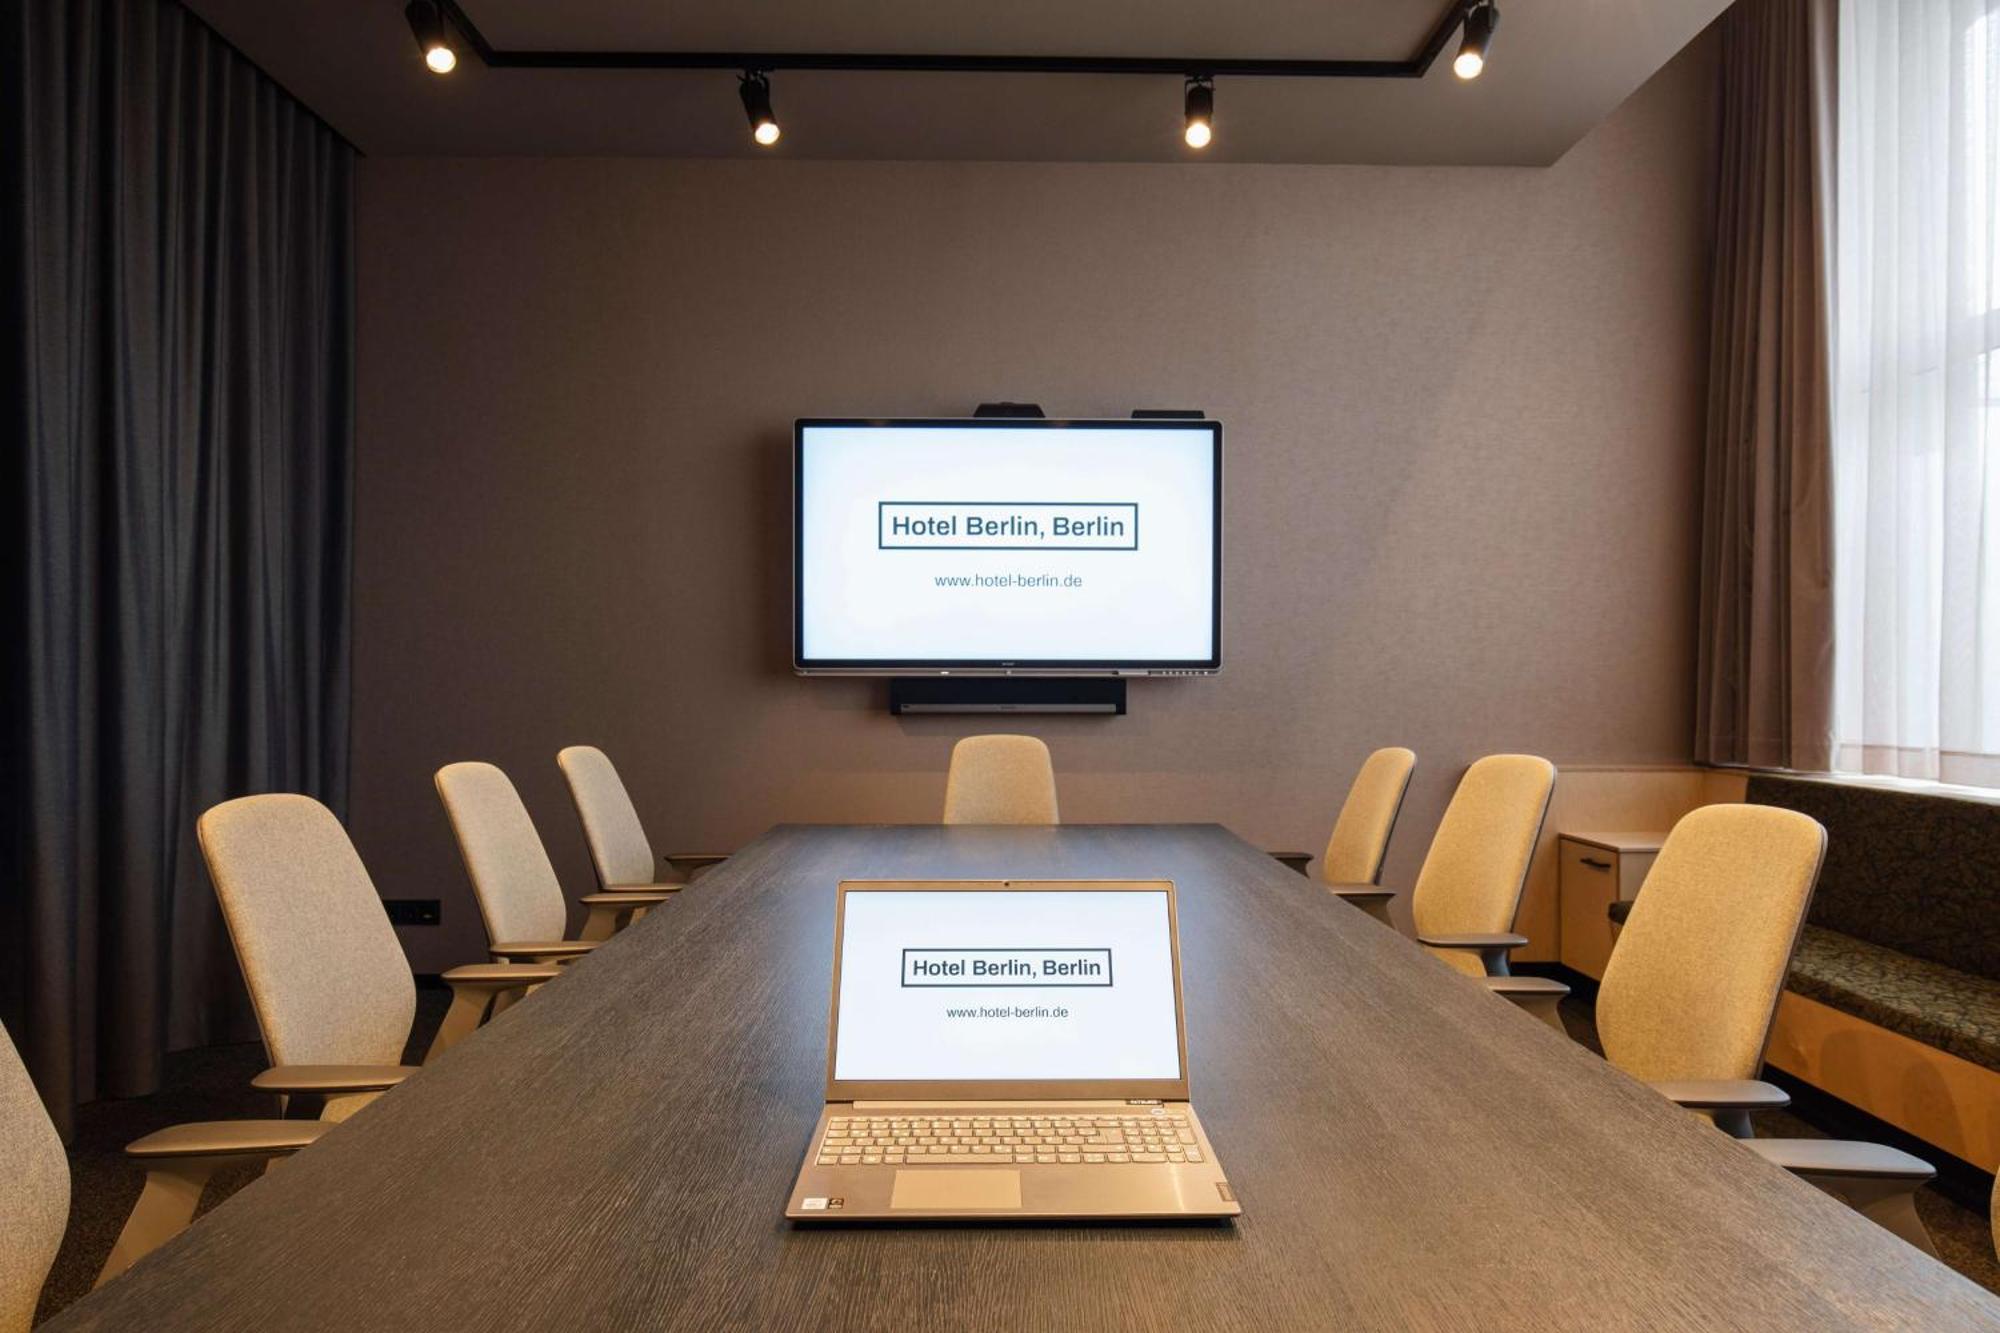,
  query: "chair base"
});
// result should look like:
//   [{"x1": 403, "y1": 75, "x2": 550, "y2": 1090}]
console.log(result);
[
  {"x1": 97, "y1": 1150, "x2": 297, "y2": 1287},
  {"x1": 1746, "y1": 1137, "x2": 1939, "y2": 1256},
  {"x1": 427, "y1": 965, "x2": 562, "y2": 1062},
  {"x1": 1801, "y1": 1170, "x2": 1937, "y2": 1256},
  {"x1": 1481, "y1": 976, "x2": 1571, "y2": 1033}
]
